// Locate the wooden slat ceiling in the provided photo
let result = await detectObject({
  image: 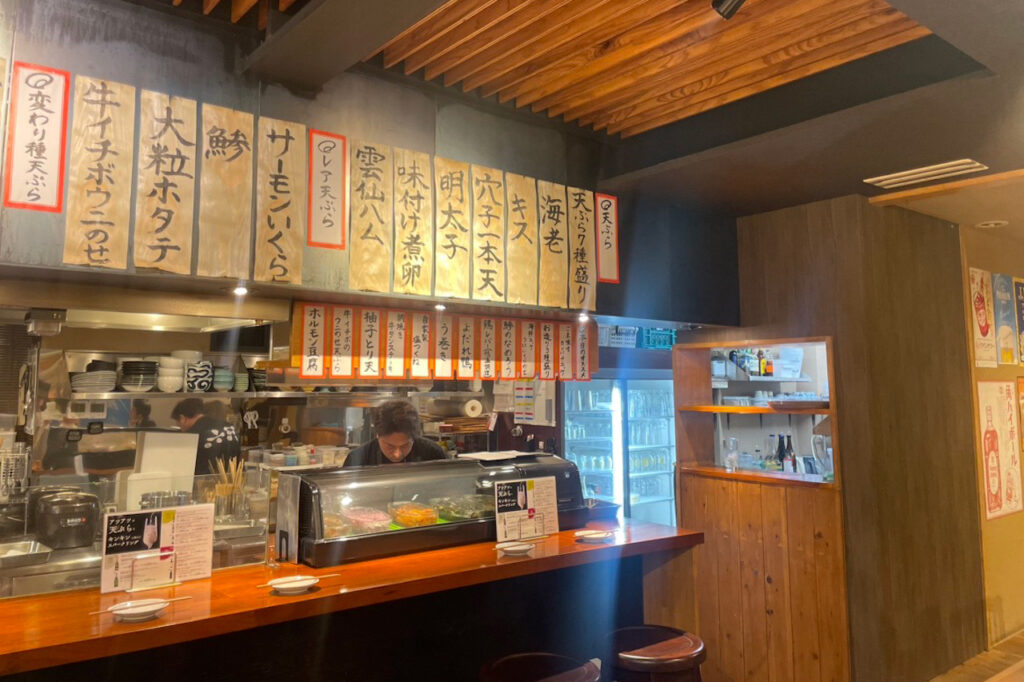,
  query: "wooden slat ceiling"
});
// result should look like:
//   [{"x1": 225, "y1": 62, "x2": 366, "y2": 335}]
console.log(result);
[
  {"x1": 372, "y1": 0, "x2": 931, "y2": 137},
  {"x1": 165, "y1": 0, "x2": 298, "y2": 30}
]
